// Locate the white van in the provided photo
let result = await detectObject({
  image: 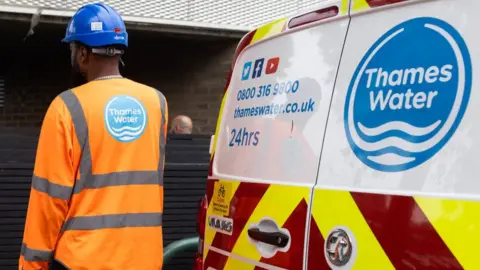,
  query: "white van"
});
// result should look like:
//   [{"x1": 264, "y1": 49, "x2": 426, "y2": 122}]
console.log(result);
[{"x1": 195, "y1": 0, "x2": 479, "y2": 269}]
